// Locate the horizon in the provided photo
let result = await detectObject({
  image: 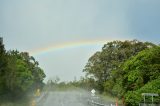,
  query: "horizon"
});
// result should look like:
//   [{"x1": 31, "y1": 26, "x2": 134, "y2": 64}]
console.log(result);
[{"x1": 1, "y1": 0, "x2": 160, "y2": 81}]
